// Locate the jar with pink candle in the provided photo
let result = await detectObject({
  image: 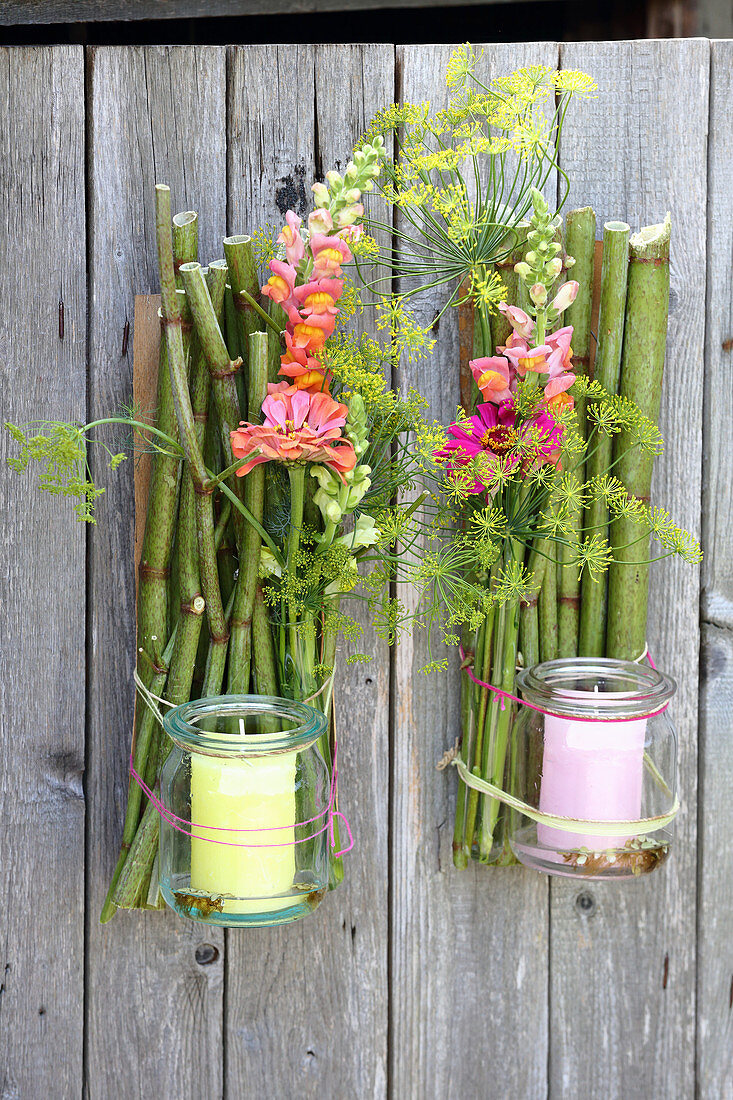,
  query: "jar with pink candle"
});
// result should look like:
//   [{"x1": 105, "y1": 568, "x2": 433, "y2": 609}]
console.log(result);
[{"x1": 507, "y1": 659, "x2": 678, "y2": 880}]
